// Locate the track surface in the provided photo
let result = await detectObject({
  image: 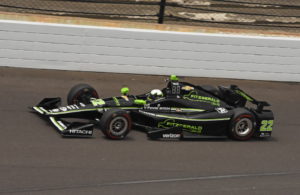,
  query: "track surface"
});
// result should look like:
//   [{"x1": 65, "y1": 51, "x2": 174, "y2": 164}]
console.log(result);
[{"x1": 0, "y1": 67, "x2": 300, "y2": 194}]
